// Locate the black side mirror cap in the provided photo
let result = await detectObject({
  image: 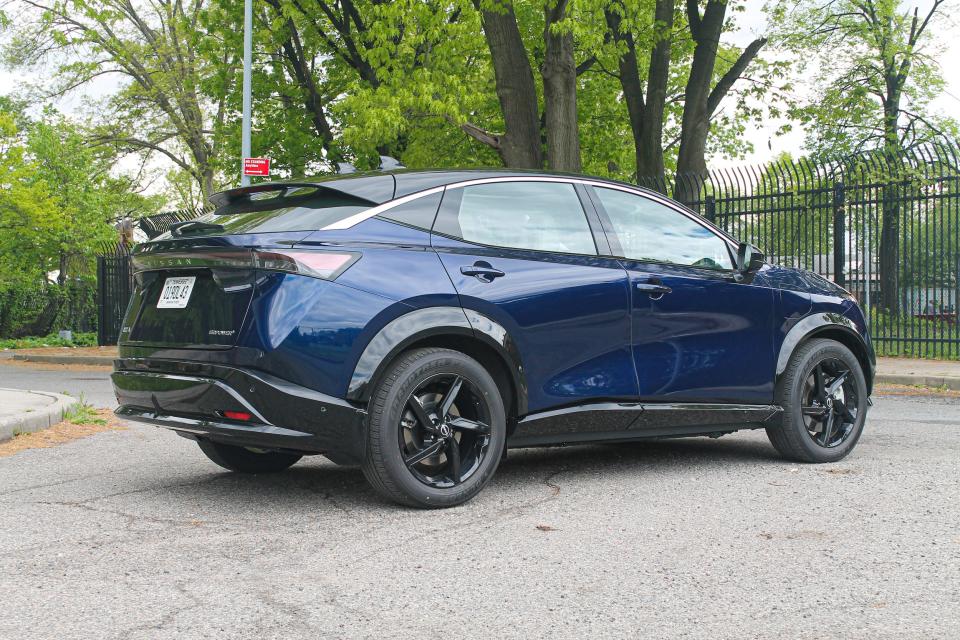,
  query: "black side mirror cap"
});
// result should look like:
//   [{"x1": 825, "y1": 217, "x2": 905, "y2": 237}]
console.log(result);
[{"x1": 736, "y1": 242, "x2": 765, "y2": 275}]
